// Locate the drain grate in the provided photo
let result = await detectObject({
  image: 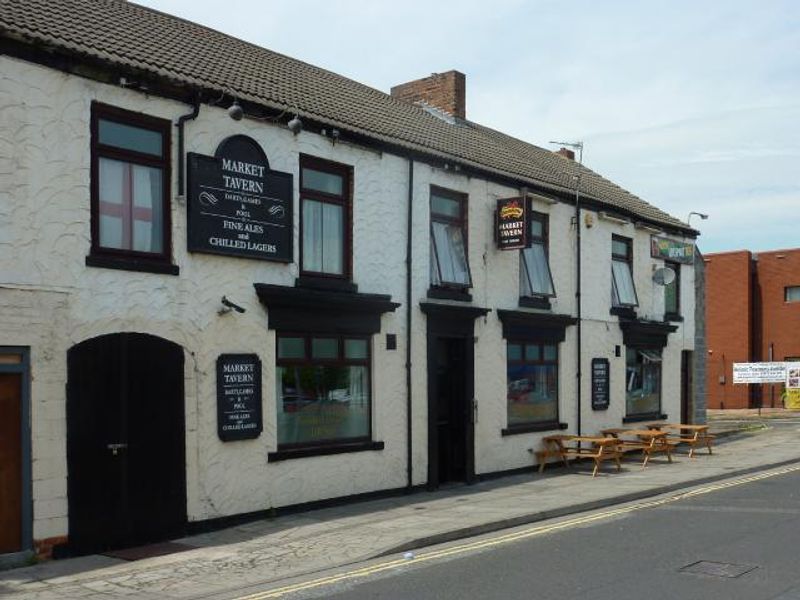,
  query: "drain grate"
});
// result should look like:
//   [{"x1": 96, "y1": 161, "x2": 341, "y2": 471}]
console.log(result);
[{"x1": 680, "y1": 560, "x2": 758, "y2": 578}]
